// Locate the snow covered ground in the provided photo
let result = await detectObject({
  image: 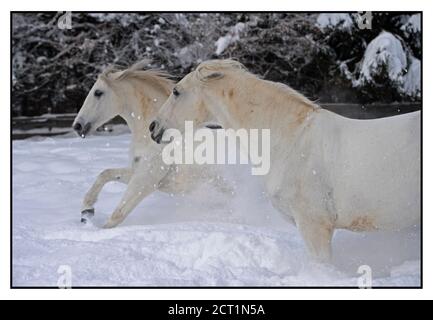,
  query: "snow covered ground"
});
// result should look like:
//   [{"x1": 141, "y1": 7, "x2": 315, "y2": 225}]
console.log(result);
[{"x1": 12, "y1": 130, "x2": 421, "y2": 287}]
